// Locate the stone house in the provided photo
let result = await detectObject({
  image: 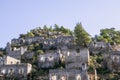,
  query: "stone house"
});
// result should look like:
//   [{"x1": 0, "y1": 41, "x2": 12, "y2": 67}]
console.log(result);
[
  {"x1": 6, "y1": 42, "x2": 27, "y2": 59},
  {"x1": 43, "y1": 38, "x2": 57, "y2": 50},
  {"x1": 11, "y1": 38, "x2": 25, "y2": 45},
  {"x1": 56, "y1": 36, "x2": 75, "y2": 47},
  {"x1": 0, "y1": 63, "x2": 32, "y2": 78},
  {"x1": 65, "y1": 48, "x2": 89, "y2": 69},
  {"x1": 38, "y1": 50, "x2": 59, "y2": 68},
  {"x1": 22, "y1": 51, "x2": 34, "y2": 60},
  {"x1": 43, "y1": 36, "x2": 75, "y2": 50},
  {"x1": 0, "y1": 56, "x2": 21, "y2": 67},
  {"x1": 104, "y1": 51, "x2": 120, "y2": 72},
  {"x1": 48, "y1": 47, "x2": 90, "y2": 80},
  {"x1": 11, "y1": 38, "x2": 19, "y2": 45},
  {"x1": 89, "y1": 41, "x2": 111, "y2": 54},
  {"x1": 59, "y1": 47, "x2": 90, "y2": 65},
  {"x1": 11, "y1": 36, "x2": 45, "y2": 45},
  {"x1": 24, "y1": 36, "x2": 44, "y2": 44},
  {"x1": 49, "y1": 69, "x2": 89, "y2": 80},
  {"x1": 46, "y1": 31, "x2": 63, "y2": 38}
]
